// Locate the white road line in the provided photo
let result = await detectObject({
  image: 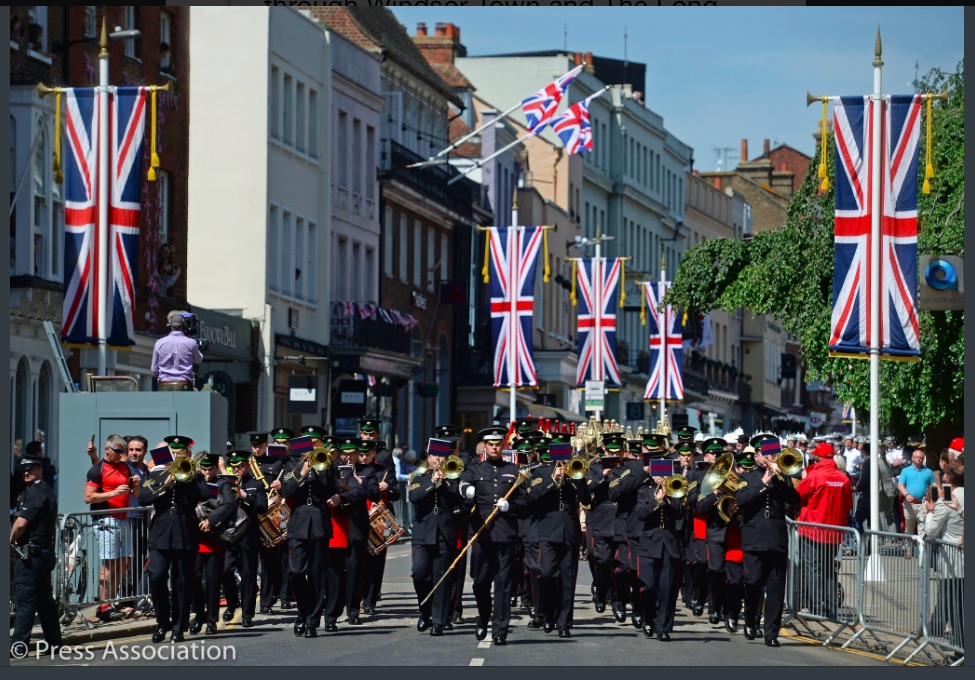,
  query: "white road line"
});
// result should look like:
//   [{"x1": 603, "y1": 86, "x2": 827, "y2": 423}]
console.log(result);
[
  {"x1": 477, "y1": 641, "x2": 492, "y2": 649},
  {"x1": 470, "y1": 658, "x2": 485, "y2": 666}
]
